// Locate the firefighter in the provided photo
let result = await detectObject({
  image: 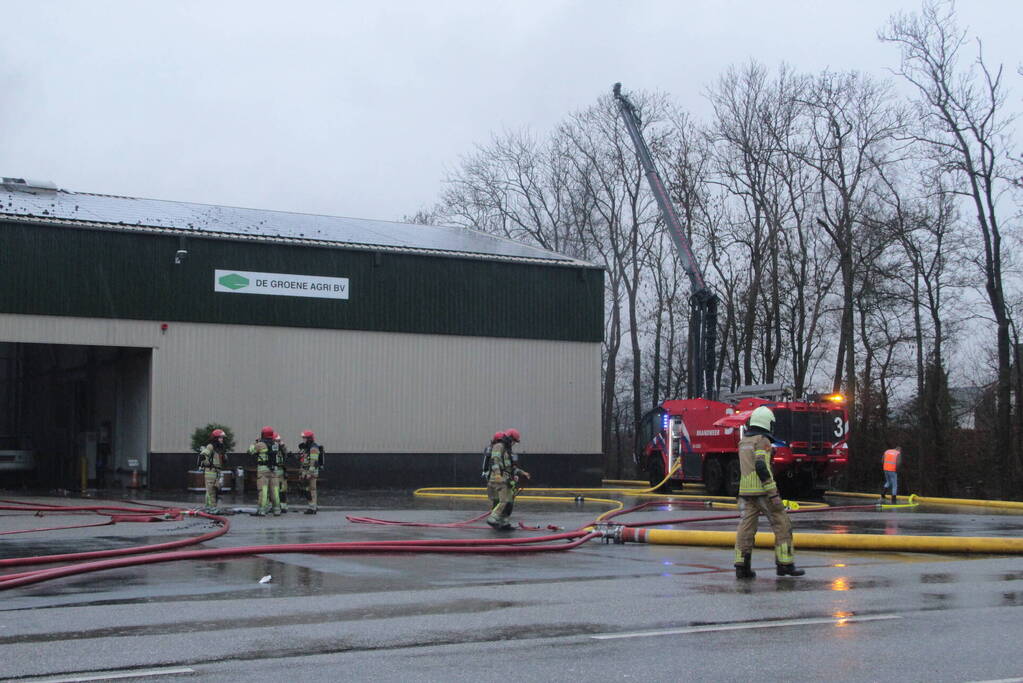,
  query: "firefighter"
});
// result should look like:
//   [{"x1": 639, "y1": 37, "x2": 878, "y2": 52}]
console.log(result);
[
  {"x1": 504, "y1": 428, "x2": 530, "y2": 501},
  {"x1": 881, "y1": 446, "x2": 902, "y2": 504},
  {"x1": 297, "y1": 430, "x2": 323, "y2": 514},
  {"x1": 486, "y1": 428, "x2": 530, "y2": 530},
  {"x1": 485, "y1": 431, "x2": 505, "y2": 513},
  {"x1": 734, "y1": 406, "x2": 805, "y2": 579},
  {"x1": 274, "y1": 432, "x2": 290, "y2": 513},
  {"x1": 197, "y1": 428, "x2": 228, "y2": 513},
  {"x1": 249, "y1": 426, "x2": 282, "y2": 516}
]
